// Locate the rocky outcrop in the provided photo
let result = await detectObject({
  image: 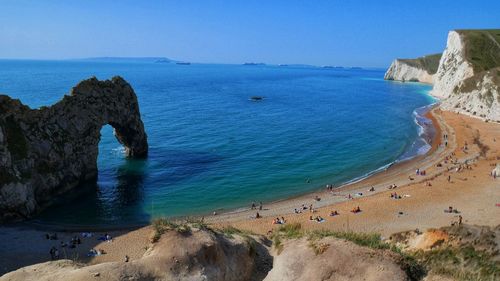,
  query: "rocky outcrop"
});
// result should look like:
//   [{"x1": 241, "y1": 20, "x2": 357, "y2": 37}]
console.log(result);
[
  {"x1": 385, "y1": 29, "x2": 500, "y2": 121},
  {"x1": 384, "y1": 54, "x2": 441, "y2": 84},
  {"x1": 0, "y1": 227, "x2": 263, "y2": 281},
  {"x1": 0, "y1": 76, "x2": 148, "y2": 221}
]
